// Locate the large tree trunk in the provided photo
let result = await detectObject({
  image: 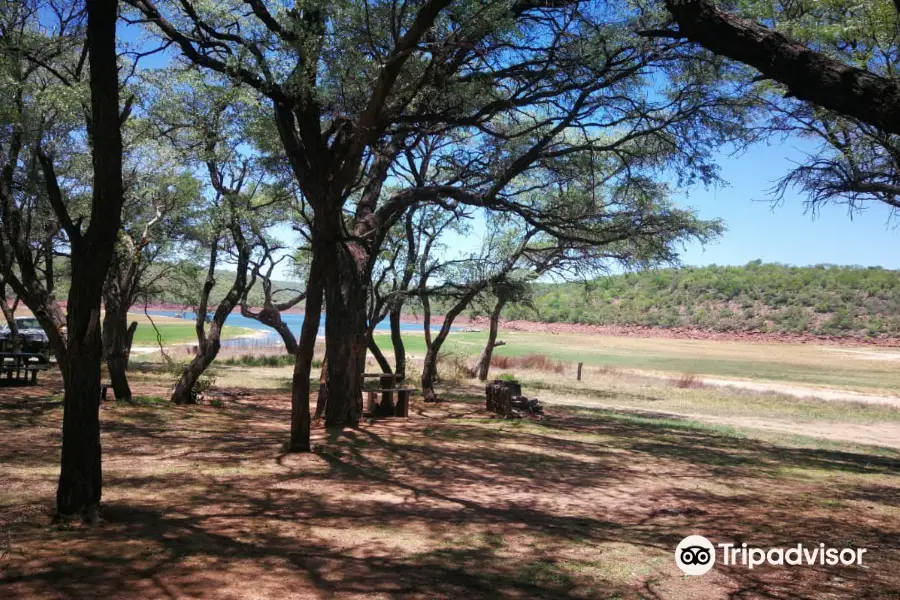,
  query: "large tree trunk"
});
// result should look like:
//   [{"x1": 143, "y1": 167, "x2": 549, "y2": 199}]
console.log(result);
[
  {"x1": 475, "y1": 297, "x2": 507, "y2": 381},
  {"x1": 56, "y1": 0, "x2": 125, "y2": 521},
  {"x1": 322, "y1": 286, "x2": 366, "y2": 426},
  {"x1": 318, "y1": 234, "x2": 368, "y2": 427},
  {"x1": 57, "y1": 267, "x2": 104, "y2": 520},
  {"x1": 101, "y1": 304, "x2": 132, "y2": 401},
  {"x1": 289, "y1": 255, "x2": 323, "y2": 452}
]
